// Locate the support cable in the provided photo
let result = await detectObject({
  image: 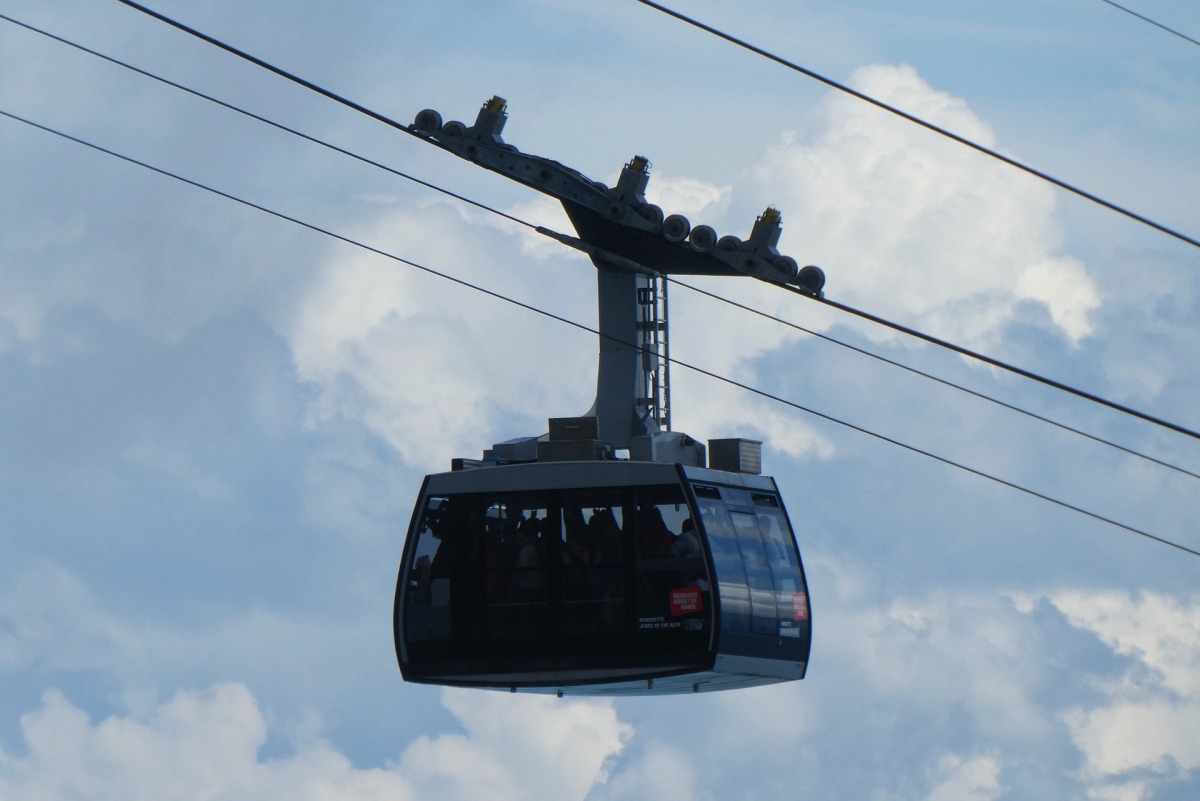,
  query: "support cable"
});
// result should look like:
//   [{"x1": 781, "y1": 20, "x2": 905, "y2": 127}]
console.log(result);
[
  {"x1": 113, "y1": 0, "x2": 422, "y2": 140},
  {"x1": 1097, "y1": 0, "x2": 1200, "y2": 48},
  {"x1": 116, "y1": 0, "x2": 1199, "y2": 249},
  {"x1": 633, "y1": 0, "x2": 1200, "y2": 251},
  {"x1": 6, "y1": 8, "x2": 1196, "y2": 468},
  {"x1": 787, "y1": 285, "x2": 1200, "y2": 441},
  {"x1": 3, "y1": 106, "x2": 1196, "y2": 559},
  {"x1": 87, "y1": 4, "x2": 1200, "y2": 438},
  {"x1": 0, "y1": 12, "x2": 527, "y2": 229},
  {"x1": 672, "y1": 278, "x2": 1200, "y2": 480}
]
